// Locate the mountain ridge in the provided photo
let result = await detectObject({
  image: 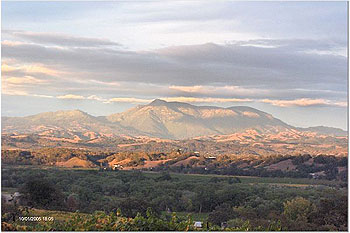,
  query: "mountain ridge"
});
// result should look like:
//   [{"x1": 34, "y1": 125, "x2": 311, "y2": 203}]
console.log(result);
[{"x1": 2, "y1": 100, "x2": 347, "y2": 139}]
